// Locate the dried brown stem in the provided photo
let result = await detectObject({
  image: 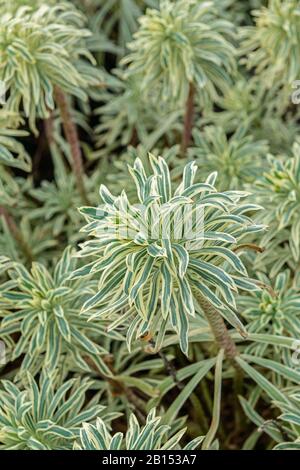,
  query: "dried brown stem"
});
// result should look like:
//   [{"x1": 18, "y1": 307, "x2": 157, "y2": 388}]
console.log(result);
[{"x1": 233, "y1": 243, "x2": 265, "y2": 254}]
